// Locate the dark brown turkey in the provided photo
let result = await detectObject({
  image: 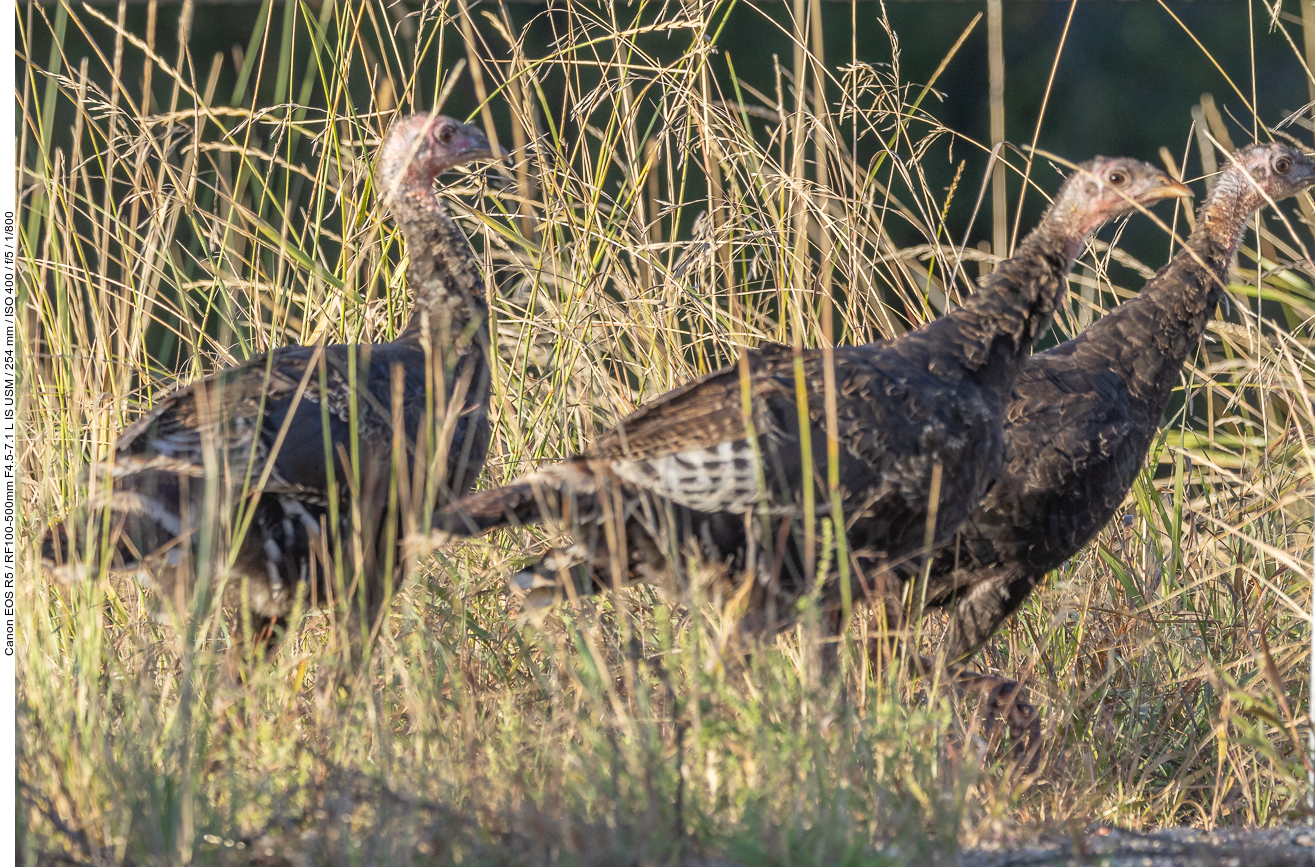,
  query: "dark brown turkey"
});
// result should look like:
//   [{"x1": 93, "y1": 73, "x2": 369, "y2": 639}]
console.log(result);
[
  {"x1": 923, "y1": 142, "x2": 1315, "y2": 667},
  {"x1": 42, "y1": 114, "x2": 501, "y2": 644},
  {"x1": 437, "y1": 158, "x2": 1190, "y2": 633}
]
